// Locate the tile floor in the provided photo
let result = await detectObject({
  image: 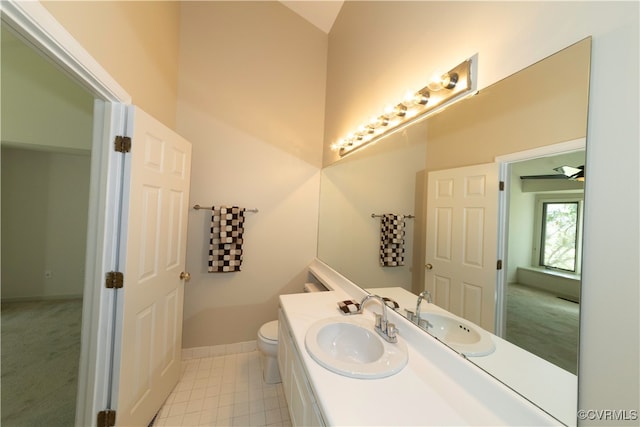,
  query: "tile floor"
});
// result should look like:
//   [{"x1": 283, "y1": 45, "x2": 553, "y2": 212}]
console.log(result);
[{"x1": 153, "y1": 351, "x2": 292, "y2": 427}]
